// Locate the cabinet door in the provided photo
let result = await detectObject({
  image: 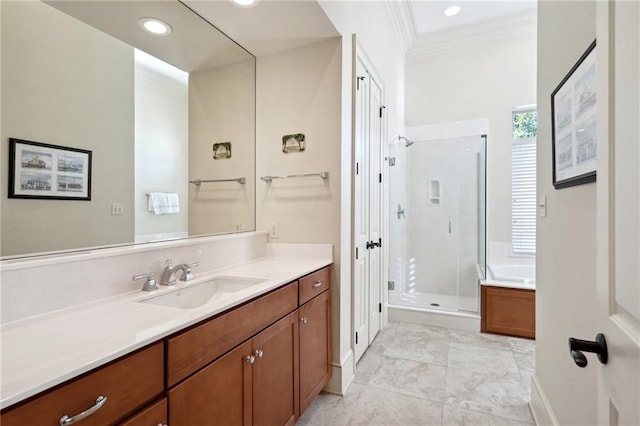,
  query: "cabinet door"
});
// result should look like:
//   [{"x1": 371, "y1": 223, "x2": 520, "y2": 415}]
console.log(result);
[
  {"x1": 252, "y1": 311, "x2": 299, "y2": 426},
  {"x1": 119, "y1": 398, "x2": 166, "y2": 426},
  {"x1": 299, "y1": 291, "x2": 331, "y2": 414},
  {"x1": 168, "y1": 340, "x2": 252, "y2": 426}
]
